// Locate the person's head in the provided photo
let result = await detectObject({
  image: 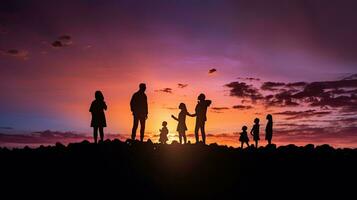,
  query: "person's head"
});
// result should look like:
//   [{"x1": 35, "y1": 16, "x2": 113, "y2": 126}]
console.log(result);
[
  {"x1": 95, "y1": 90, "x2": 104, "y2": 101},
  {"x1": 179, "y1": 103, "x2": 187, "y2": 111},
  {"x1": 254, "y1": 118, "x2": 260, "y2": 124},
  {"x1": 139, "y1": 83, "x2": 146, "y2": 92},
  {"x1": 242, "y1": 126, "x2": 247, "y2": 131},
  {"x1": 198, "y1": 93, "x2": 206, "y2": 101},
  {"x1": 266, "y1": 114, "x2": 273, "y2": 121},
  {"x1": 162, "y1": 121, "x2": 167, "y2": 127}
]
